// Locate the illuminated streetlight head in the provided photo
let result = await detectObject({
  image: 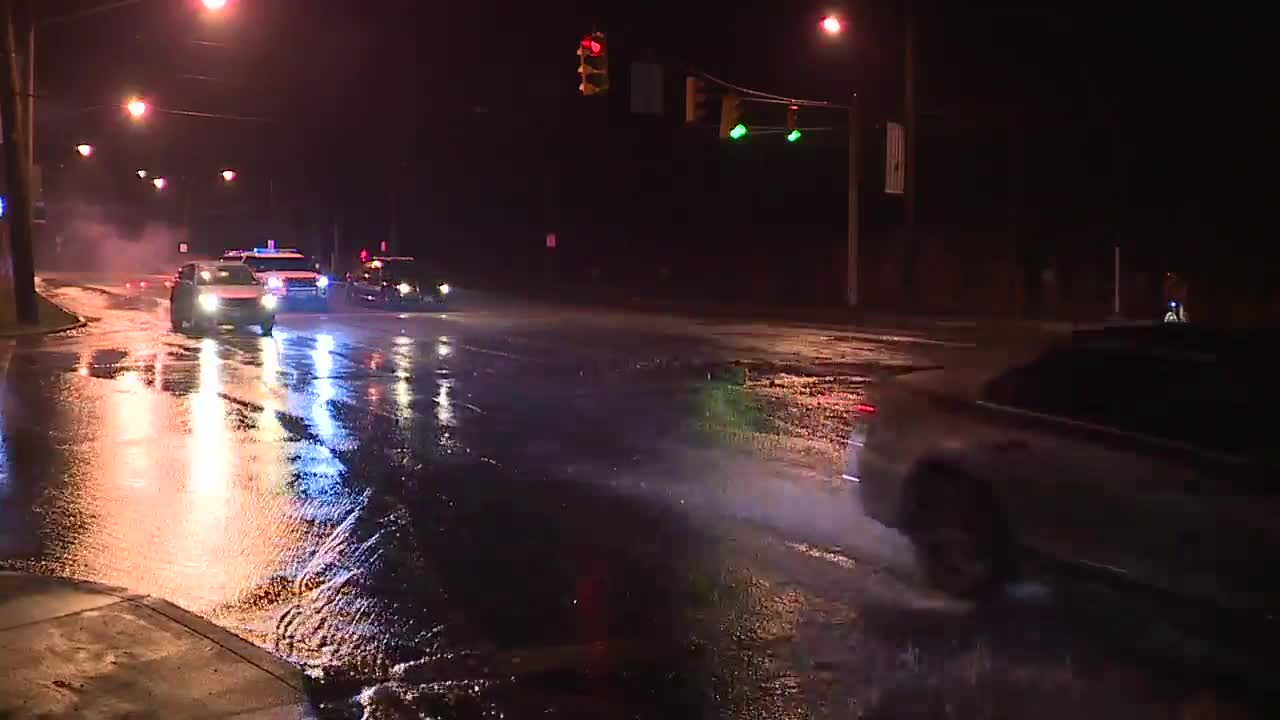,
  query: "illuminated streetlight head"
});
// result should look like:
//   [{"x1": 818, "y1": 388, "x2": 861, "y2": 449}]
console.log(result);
[
  {"x1": 821, "y1": 16, "x2": 843, "y2": 35},
  {"x1": 221, "y1": 169, "x2": 236, "y2": 182},
  {"x1": 75, "y1": 143, "x2": 93, "y2": 157},
  {"x1": 126, "y1": 98, "x2": 149, "y2": 118},
  {"x1": 152, "y1": 177, "x2": 168, "y2": 191},
  {"x1": 202, "y1": 0, "x2": 228, "y2": 9},
  {"x1": 136, "y1": 169, "x2": 148, "y2": 179}
]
